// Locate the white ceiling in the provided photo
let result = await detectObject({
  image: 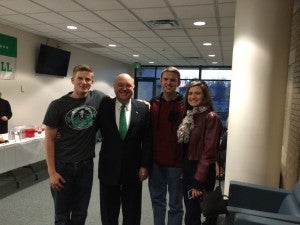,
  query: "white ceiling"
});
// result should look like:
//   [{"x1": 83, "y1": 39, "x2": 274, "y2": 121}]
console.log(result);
[{"x1": 0, "y1": 0, "x2": 236, "y2": 66}]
